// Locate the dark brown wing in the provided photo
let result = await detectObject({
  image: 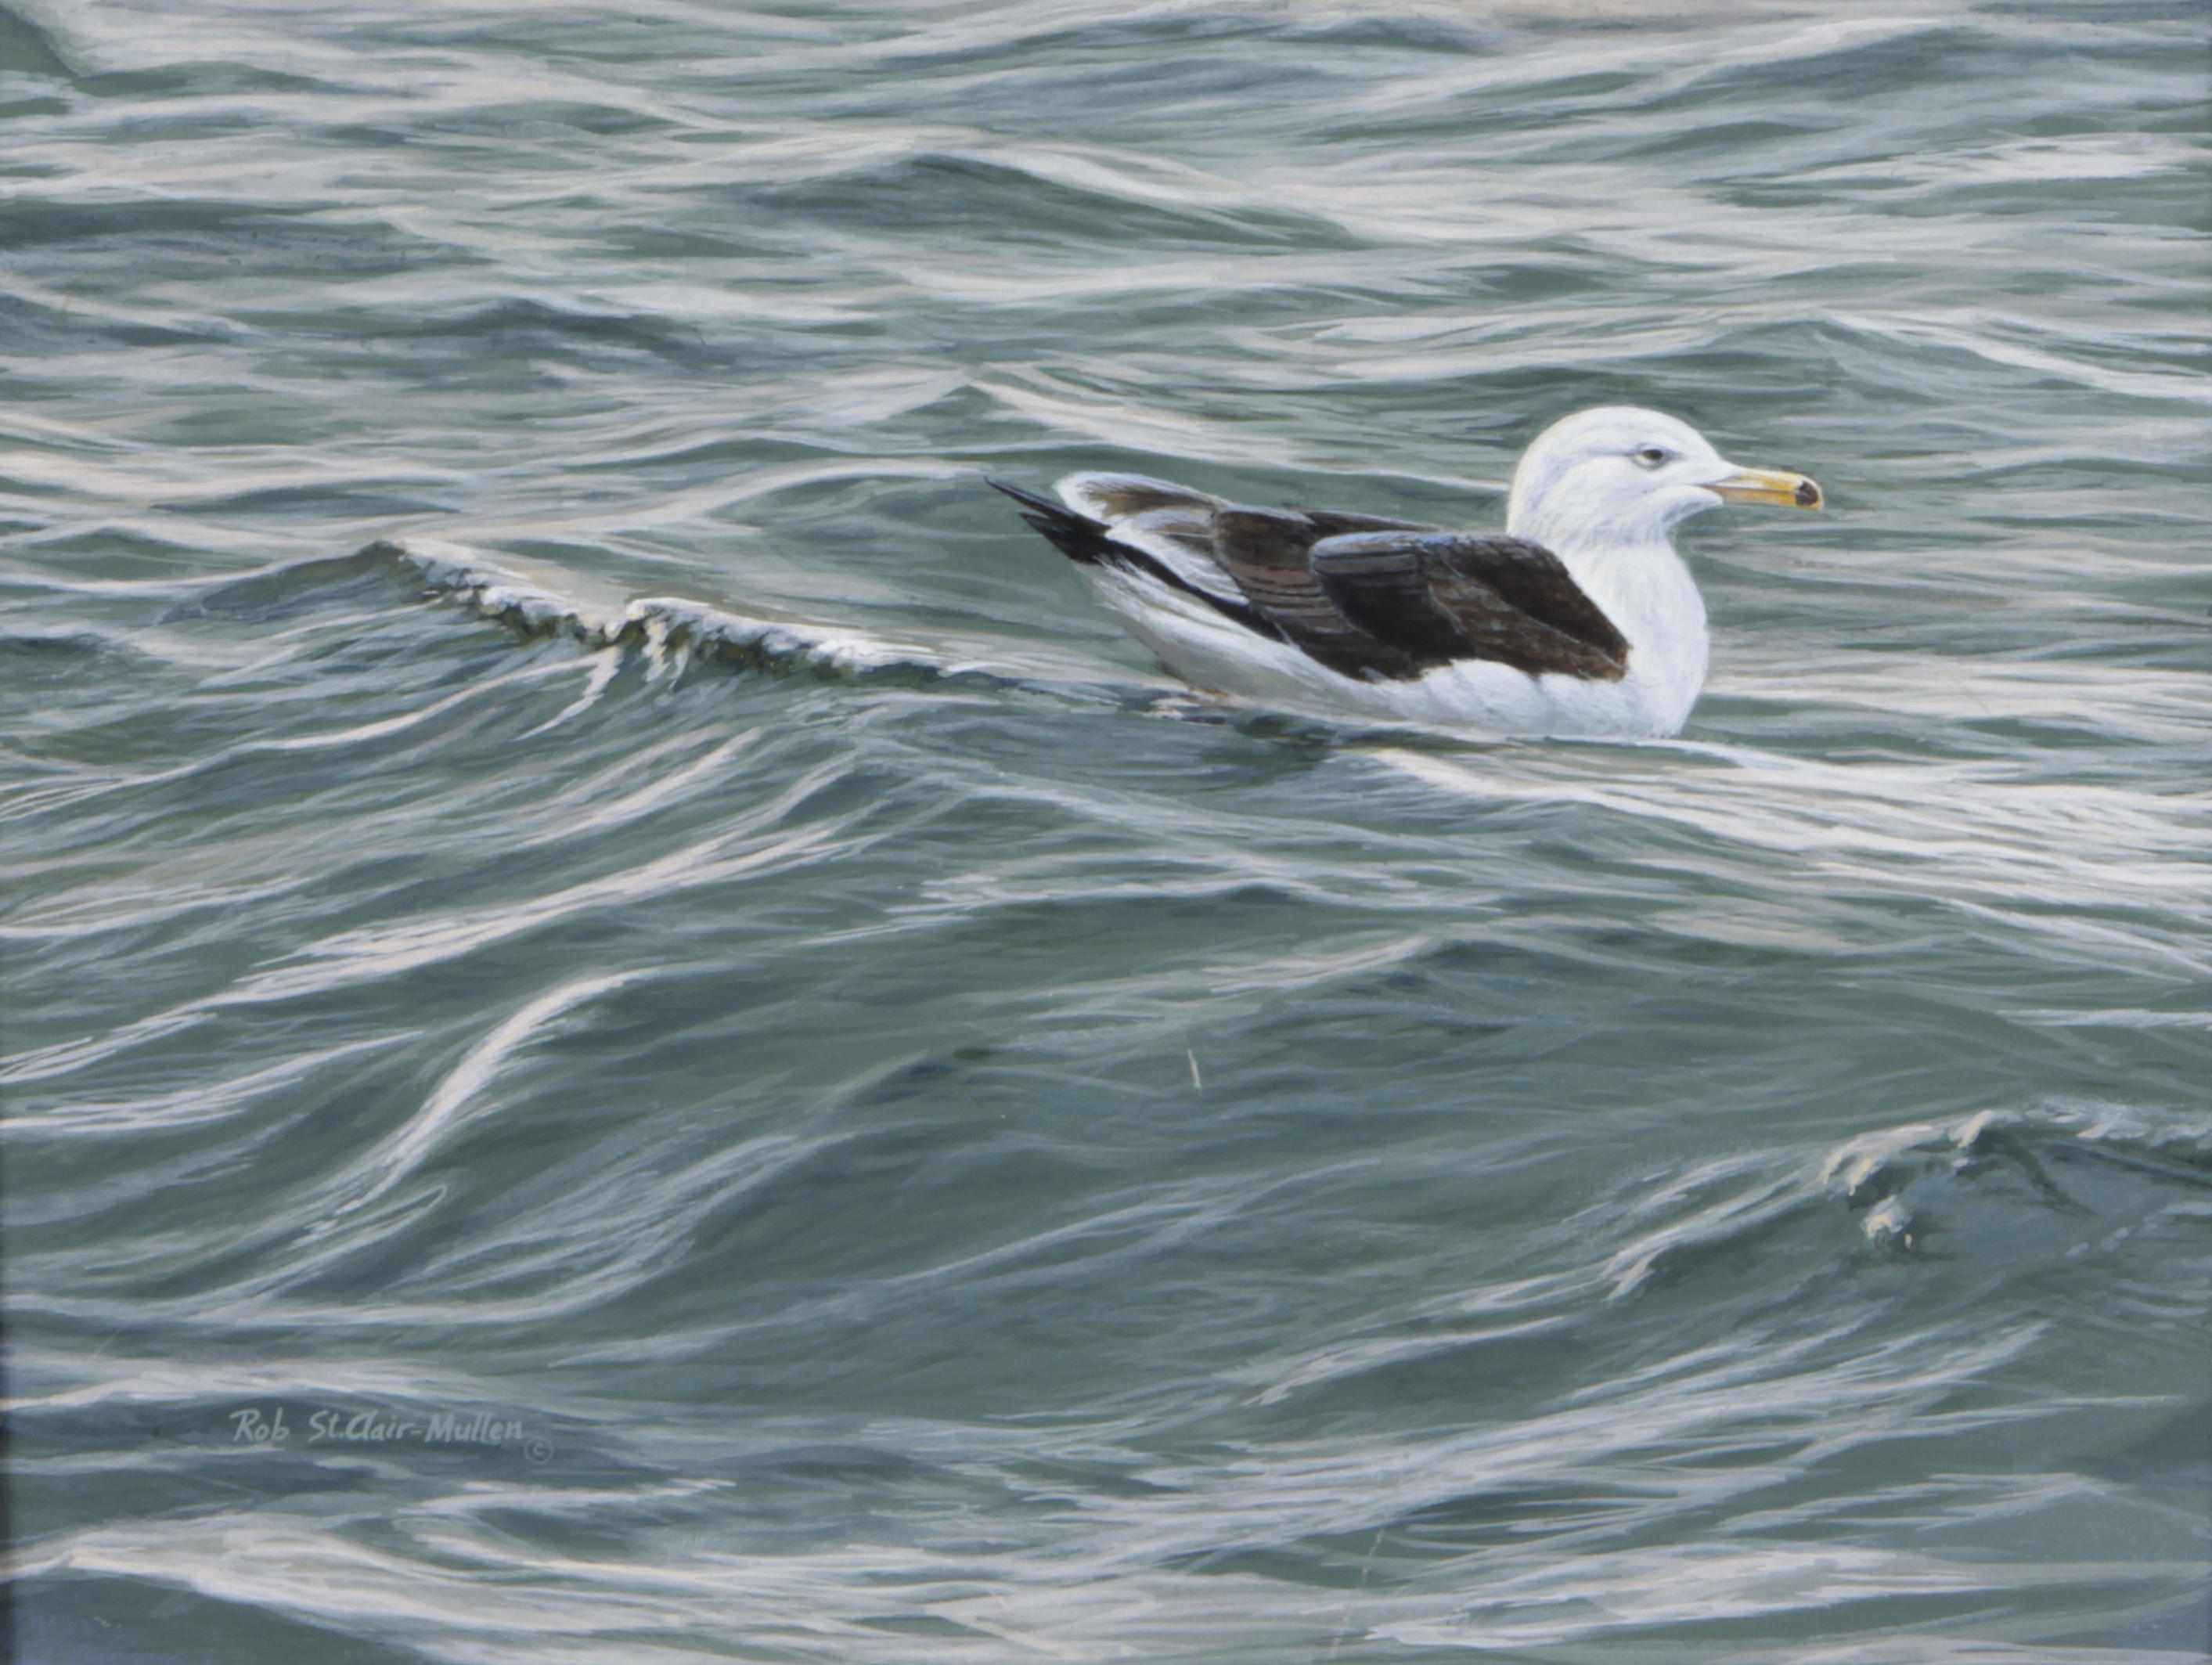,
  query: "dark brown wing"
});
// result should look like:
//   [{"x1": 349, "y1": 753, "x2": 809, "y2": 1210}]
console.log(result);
[
  {"x1": 1205, "y1": 507, "x2": 1627, "y2": 683},
  {"x1": 1310, "y1": 532, "x2": 1629, "y2": 682},
  {"x1": 1209, "y1": 508, "x2": 1425, "y2": 679}
]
